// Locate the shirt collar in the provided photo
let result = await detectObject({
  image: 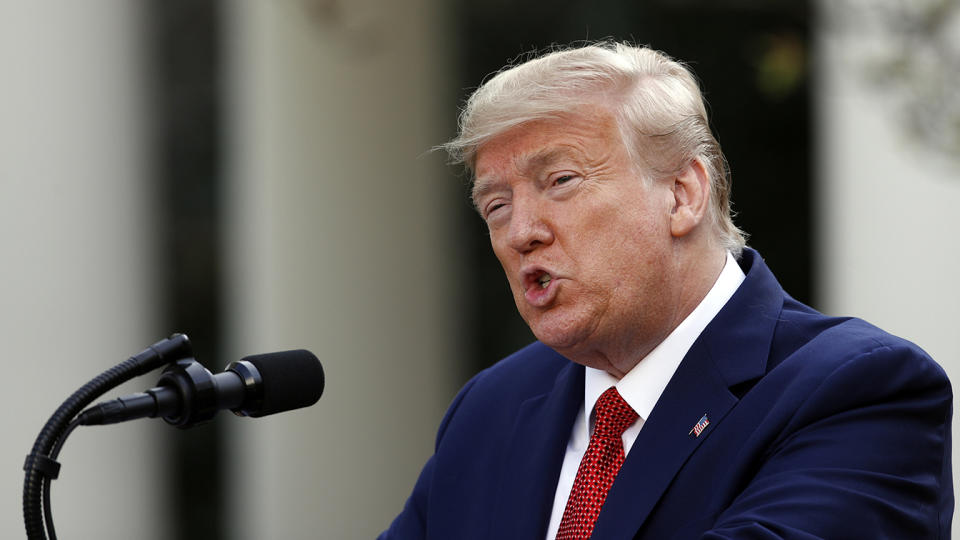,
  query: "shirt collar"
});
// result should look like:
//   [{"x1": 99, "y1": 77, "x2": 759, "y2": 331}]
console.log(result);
[{"x1": 583, "y1": 251, "x2": 746, "y2": 428}]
